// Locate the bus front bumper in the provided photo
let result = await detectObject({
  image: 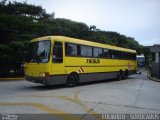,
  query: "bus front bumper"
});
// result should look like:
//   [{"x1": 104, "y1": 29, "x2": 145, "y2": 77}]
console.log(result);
[
  {"x1": 25, "y1": 75, "x2": 66, "y2": 85},
  {"x1": 25, "y1": 75, "x2": 49, "y2": 85}
]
